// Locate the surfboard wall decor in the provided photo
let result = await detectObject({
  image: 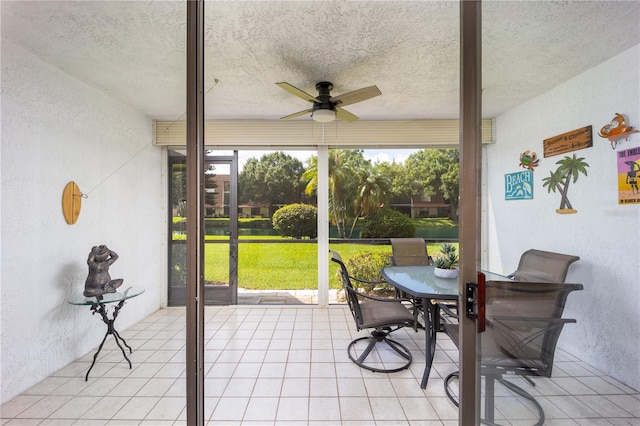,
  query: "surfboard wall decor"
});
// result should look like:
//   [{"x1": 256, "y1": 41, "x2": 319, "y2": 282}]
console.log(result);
[{"x1": 62, "y1": 181, "x2": 82, "y2": 224}]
